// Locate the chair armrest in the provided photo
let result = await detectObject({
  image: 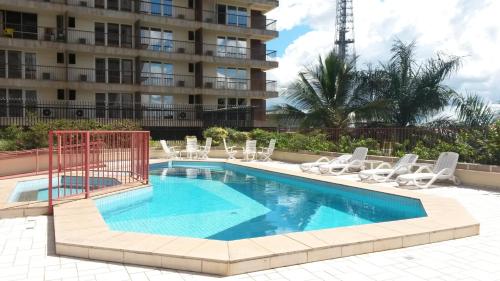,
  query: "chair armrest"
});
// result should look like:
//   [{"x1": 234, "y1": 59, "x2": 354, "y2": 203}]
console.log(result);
[
  {"x1": 374, "y1": 162, "x2": 392, "y2": 169},
  {"x1": 415, "y1": 165, "x2": 433, "y2": 173},
  {"x1": 316, "y1": 157, "x2": 330, "y2": 163}
]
